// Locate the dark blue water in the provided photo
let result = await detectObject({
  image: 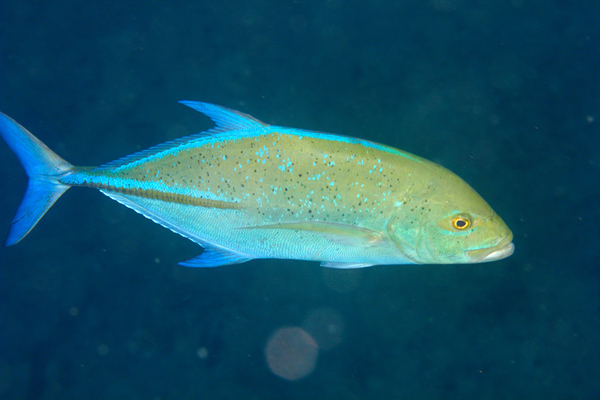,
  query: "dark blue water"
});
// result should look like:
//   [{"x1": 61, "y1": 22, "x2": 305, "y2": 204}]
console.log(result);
[{"x1": 0, "y1": 1, "x2": 598, "y2": 399}]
